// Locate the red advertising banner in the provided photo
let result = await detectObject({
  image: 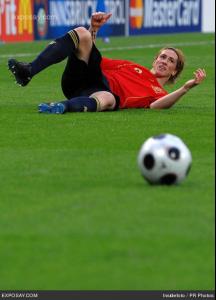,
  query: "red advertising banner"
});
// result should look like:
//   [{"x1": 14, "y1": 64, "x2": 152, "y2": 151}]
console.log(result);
[{"x1": 0, "y1": 0, "x2": 33, "y2": 42}]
